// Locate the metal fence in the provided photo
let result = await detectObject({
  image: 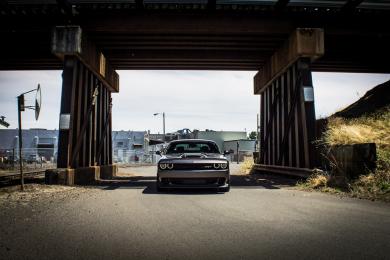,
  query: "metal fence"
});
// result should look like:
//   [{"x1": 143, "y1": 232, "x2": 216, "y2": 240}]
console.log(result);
[
  {"x1": 113, "y1": 149, "x2": 161, "y2": 165},
  {"x1": 0, "y1": 147, "x2": 161, "y2": 171},
  {"x1": 0, "y1": 148, "x2": 56, "y2": 172}
]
